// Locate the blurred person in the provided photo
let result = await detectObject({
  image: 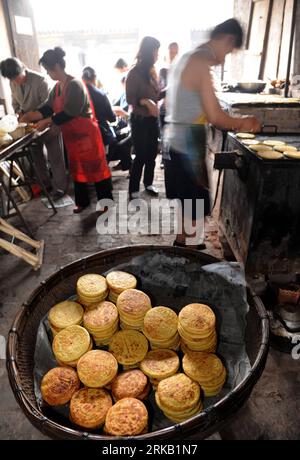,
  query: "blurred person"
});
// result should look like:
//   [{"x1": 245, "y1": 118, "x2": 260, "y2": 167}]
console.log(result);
[
  {"x1": 23, "y1": 48, "x2": 113, "y2": 214},
  {"x1": 159, "y1": 42, "x2": 179, "y2": 170},
  {"x1": 159, "y1": 42, "x2": 179, "y2": 128},
  {"x1": 126, "y1": 36, "x2": 165, "y2": 200},
  {"x1": 164, "y1": 19, "x2": 261, "y2": 250},
  {"x1": 0, "y1": 57, "x2": 68, "y2": 199},
  {"x1": 82, "y1": 66, "x2": 117, "y2": 150},
  {"x1": 115, "y1": 58, "x2": 129, "y2": 74},
  {"x1": 82, "y1": 67, "x2": 132, "y2": 172},
  {"x1": 110, "y1": 58, "x2": 129, "y2": 105}
]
